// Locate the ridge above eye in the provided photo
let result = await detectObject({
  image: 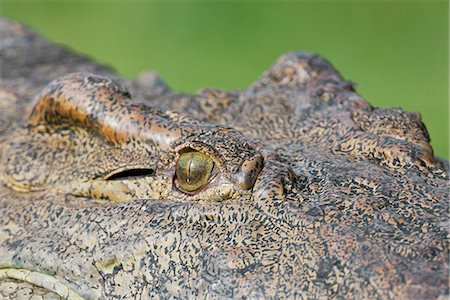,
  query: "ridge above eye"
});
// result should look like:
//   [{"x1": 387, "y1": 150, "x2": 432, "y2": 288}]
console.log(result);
[{"x1": 175, "y1": 150, "x2": 215, "y2": 193}]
